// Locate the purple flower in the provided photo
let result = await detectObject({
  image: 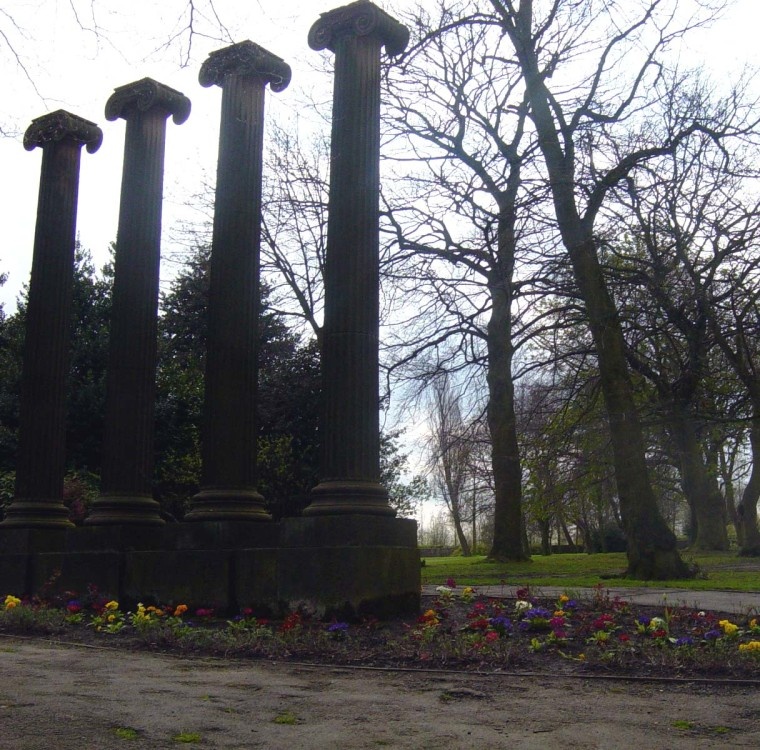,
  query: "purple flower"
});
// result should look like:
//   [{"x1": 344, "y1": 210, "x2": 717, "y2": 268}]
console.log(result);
[
  {"x1": 328, "y1": 622, "x2": 349, "y2": 633},
  {"x1": 675, "y1": 636, "x2": 694, "y2": 647},
  {"x1": 637, "y1": 616, "x2": 651, "y2": 627},
  {"x1": 704, "y1": 629, "x2": 721, "y2": 641},
  {"x1": 489, "y1": 616, "x2": 513, "y2": 634},
  {"x1": 524, "y1": 607, "x2": 552, "y2": 620}
]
